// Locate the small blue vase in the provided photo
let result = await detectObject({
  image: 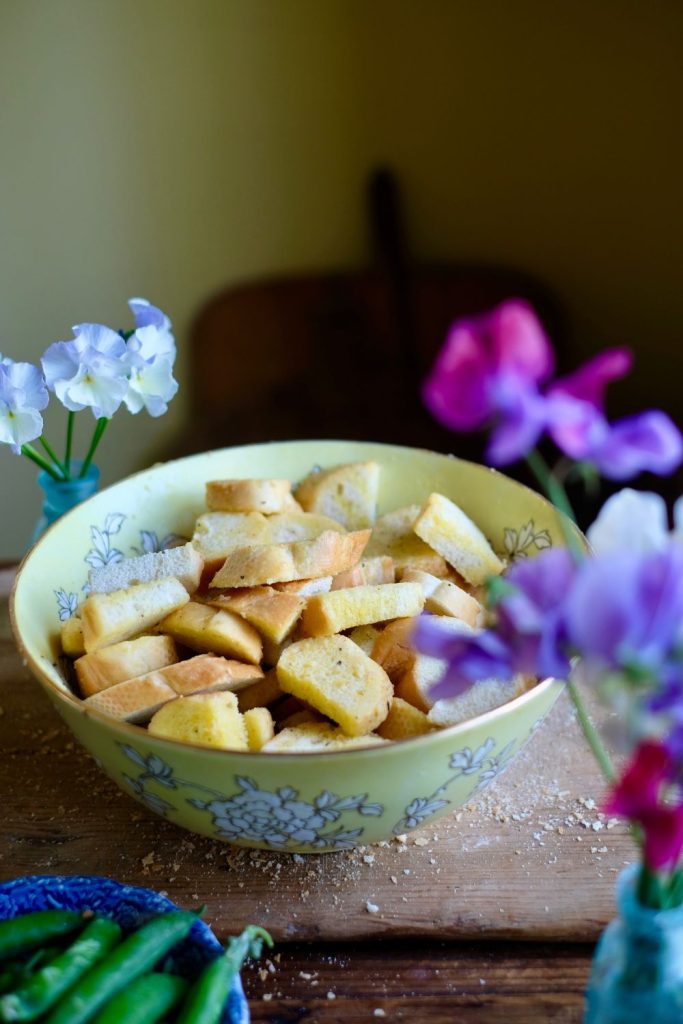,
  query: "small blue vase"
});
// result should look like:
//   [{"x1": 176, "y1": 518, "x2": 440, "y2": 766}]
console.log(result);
[
  {"x1": 585, "y1": 864, "x2": 683, "y2": 1023},
  {"x1": 30, "y1": 461, "x2": 100, "y2": 546}
]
